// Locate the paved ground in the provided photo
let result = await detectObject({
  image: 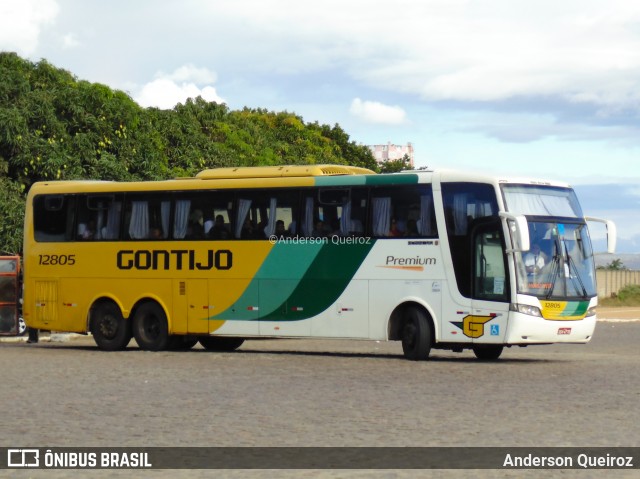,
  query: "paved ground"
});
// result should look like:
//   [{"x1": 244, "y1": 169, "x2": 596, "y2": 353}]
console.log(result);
[
  {"x1": 596, "y1": 306, "x2": 640, "y2": 321},
  {"x1": 1, "y1": 312, "x2": 639, "y2": 478}
]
